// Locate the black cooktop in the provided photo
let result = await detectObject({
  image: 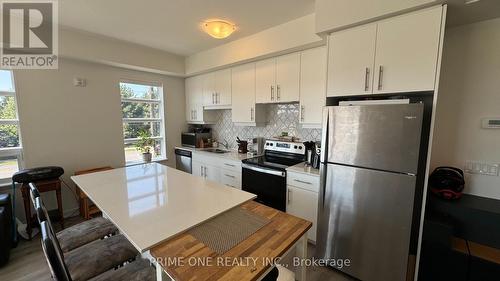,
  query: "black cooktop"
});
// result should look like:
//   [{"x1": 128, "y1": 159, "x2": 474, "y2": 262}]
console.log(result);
[{"x1": 242, "y1": 152, "x2": 304, "y2": 171}]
